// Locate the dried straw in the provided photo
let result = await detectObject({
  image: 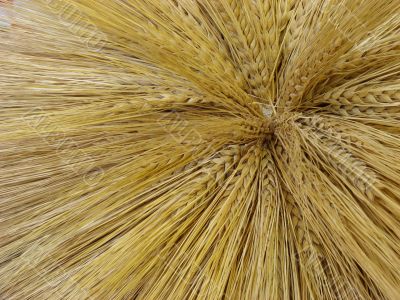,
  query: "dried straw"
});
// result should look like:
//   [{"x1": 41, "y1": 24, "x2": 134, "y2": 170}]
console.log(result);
[{"x1": 0, "y1": 0, "x2": 399, "y2": 299}]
